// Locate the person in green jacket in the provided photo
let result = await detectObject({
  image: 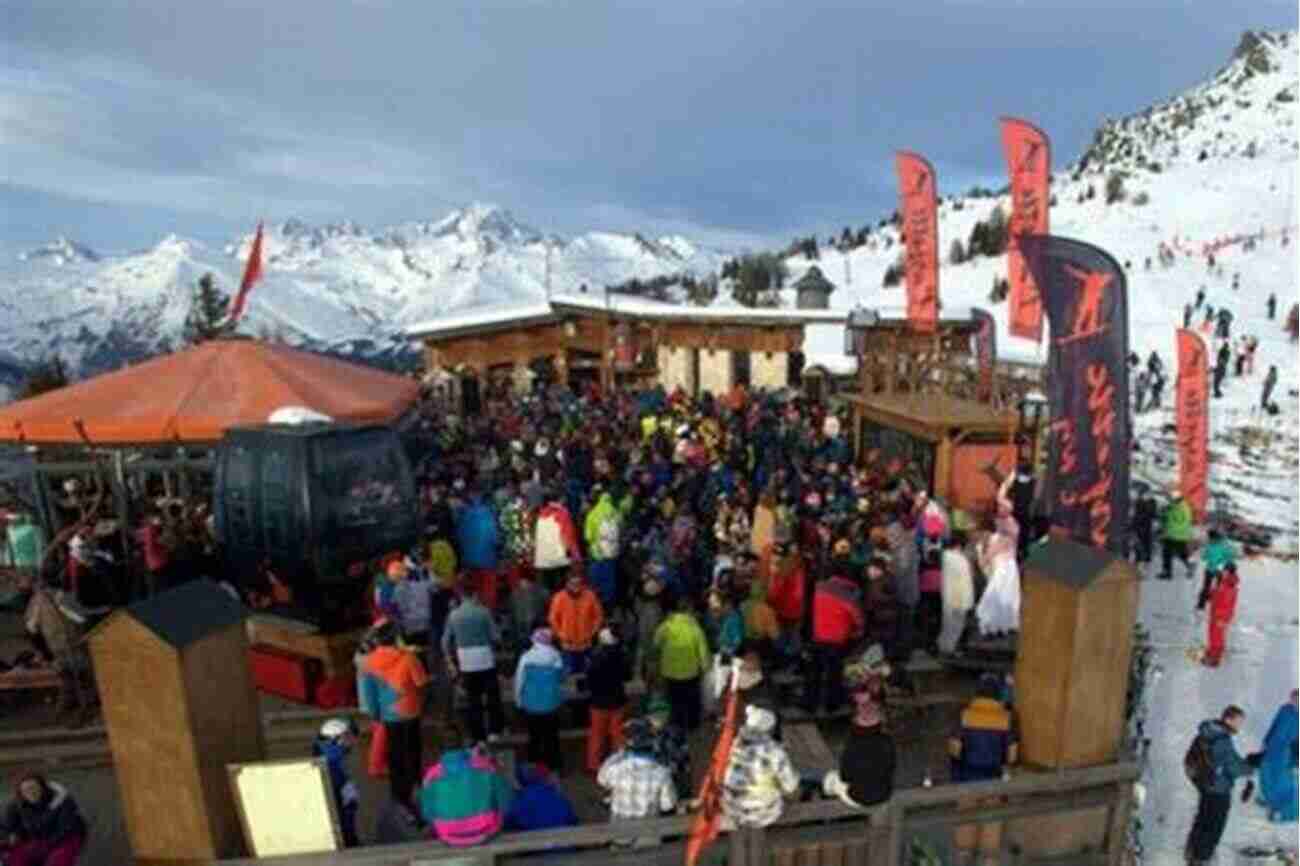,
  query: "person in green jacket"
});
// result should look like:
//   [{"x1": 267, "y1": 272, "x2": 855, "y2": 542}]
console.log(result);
[
  {"x1": 583, "y1": 487, "x2": 622, "y2": 609},
  {"x1": 1196, "y1": 528, "x2": 1236, "y2": 611},
  {"x1": 1158, "y1": 489, "x2": 1195, "y2": 581},
  {"x1": 653, "y1": 594, "x2": 711, "y2": 733}
]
